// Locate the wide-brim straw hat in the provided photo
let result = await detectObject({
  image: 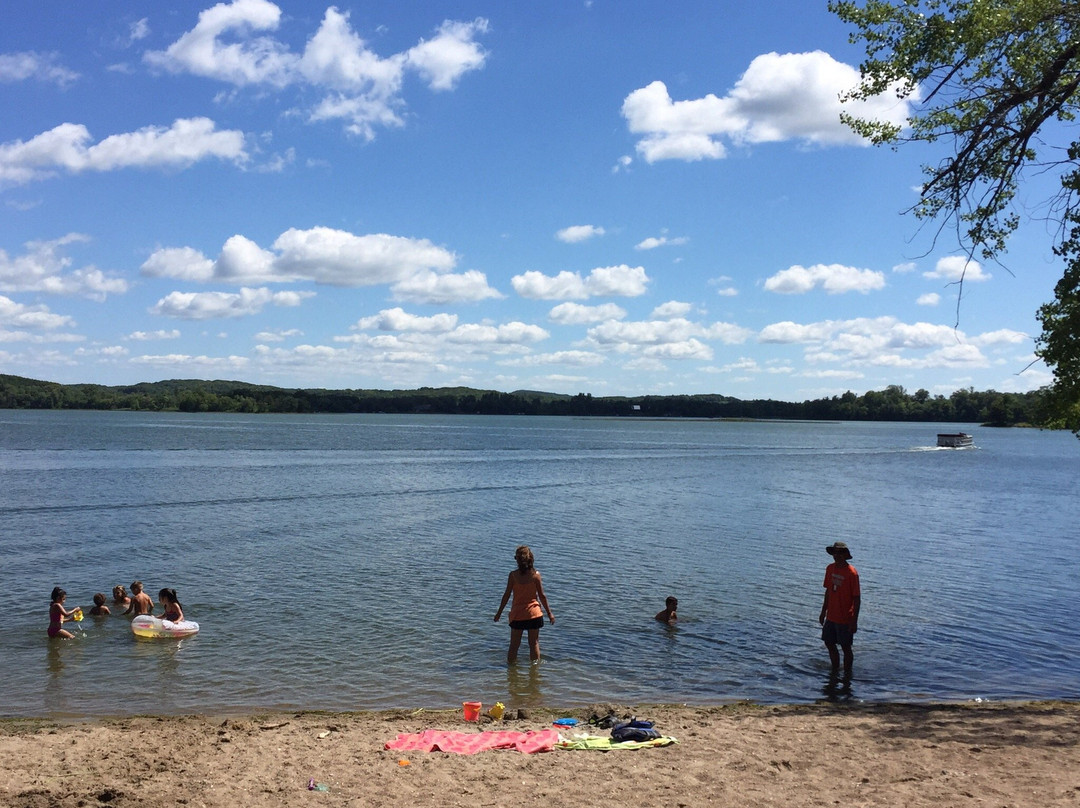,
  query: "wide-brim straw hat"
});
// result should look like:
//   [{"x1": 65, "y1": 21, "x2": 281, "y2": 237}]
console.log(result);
[{"x1": 826, "y1": 542, "x2": 852, "y2": 559}]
